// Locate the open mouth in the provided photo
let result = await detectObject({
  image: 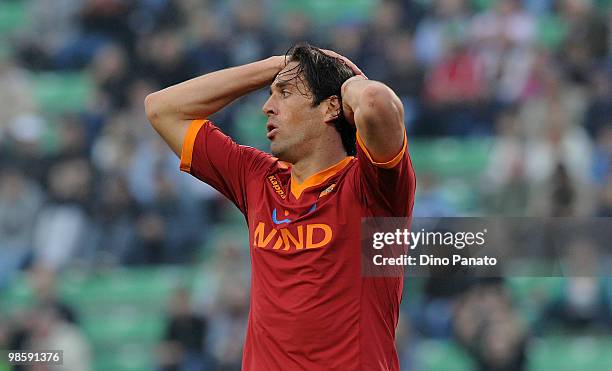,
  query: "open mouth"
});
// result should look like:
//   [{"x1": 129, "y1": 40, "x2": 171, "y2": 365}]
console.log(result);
[{"x1": 266, "y1": 122, "x2": 279, "y2": 140}]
